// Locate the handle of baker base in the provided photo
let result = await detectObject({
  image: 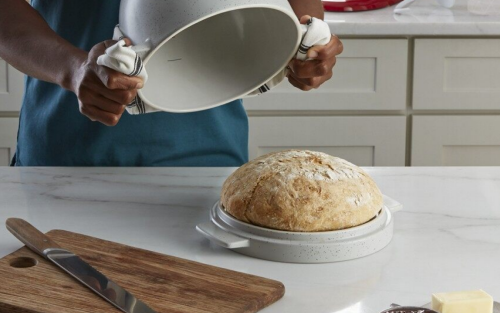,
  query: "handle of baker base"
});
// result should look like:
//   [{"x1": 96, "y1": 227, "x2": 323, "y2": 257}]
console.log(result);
[
  {"x1": 383, "y1": 195, "x2": 403, "y2": 214},
  {"x1": 196, "y1": 222, "x2": 250, "y2": 249}
]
